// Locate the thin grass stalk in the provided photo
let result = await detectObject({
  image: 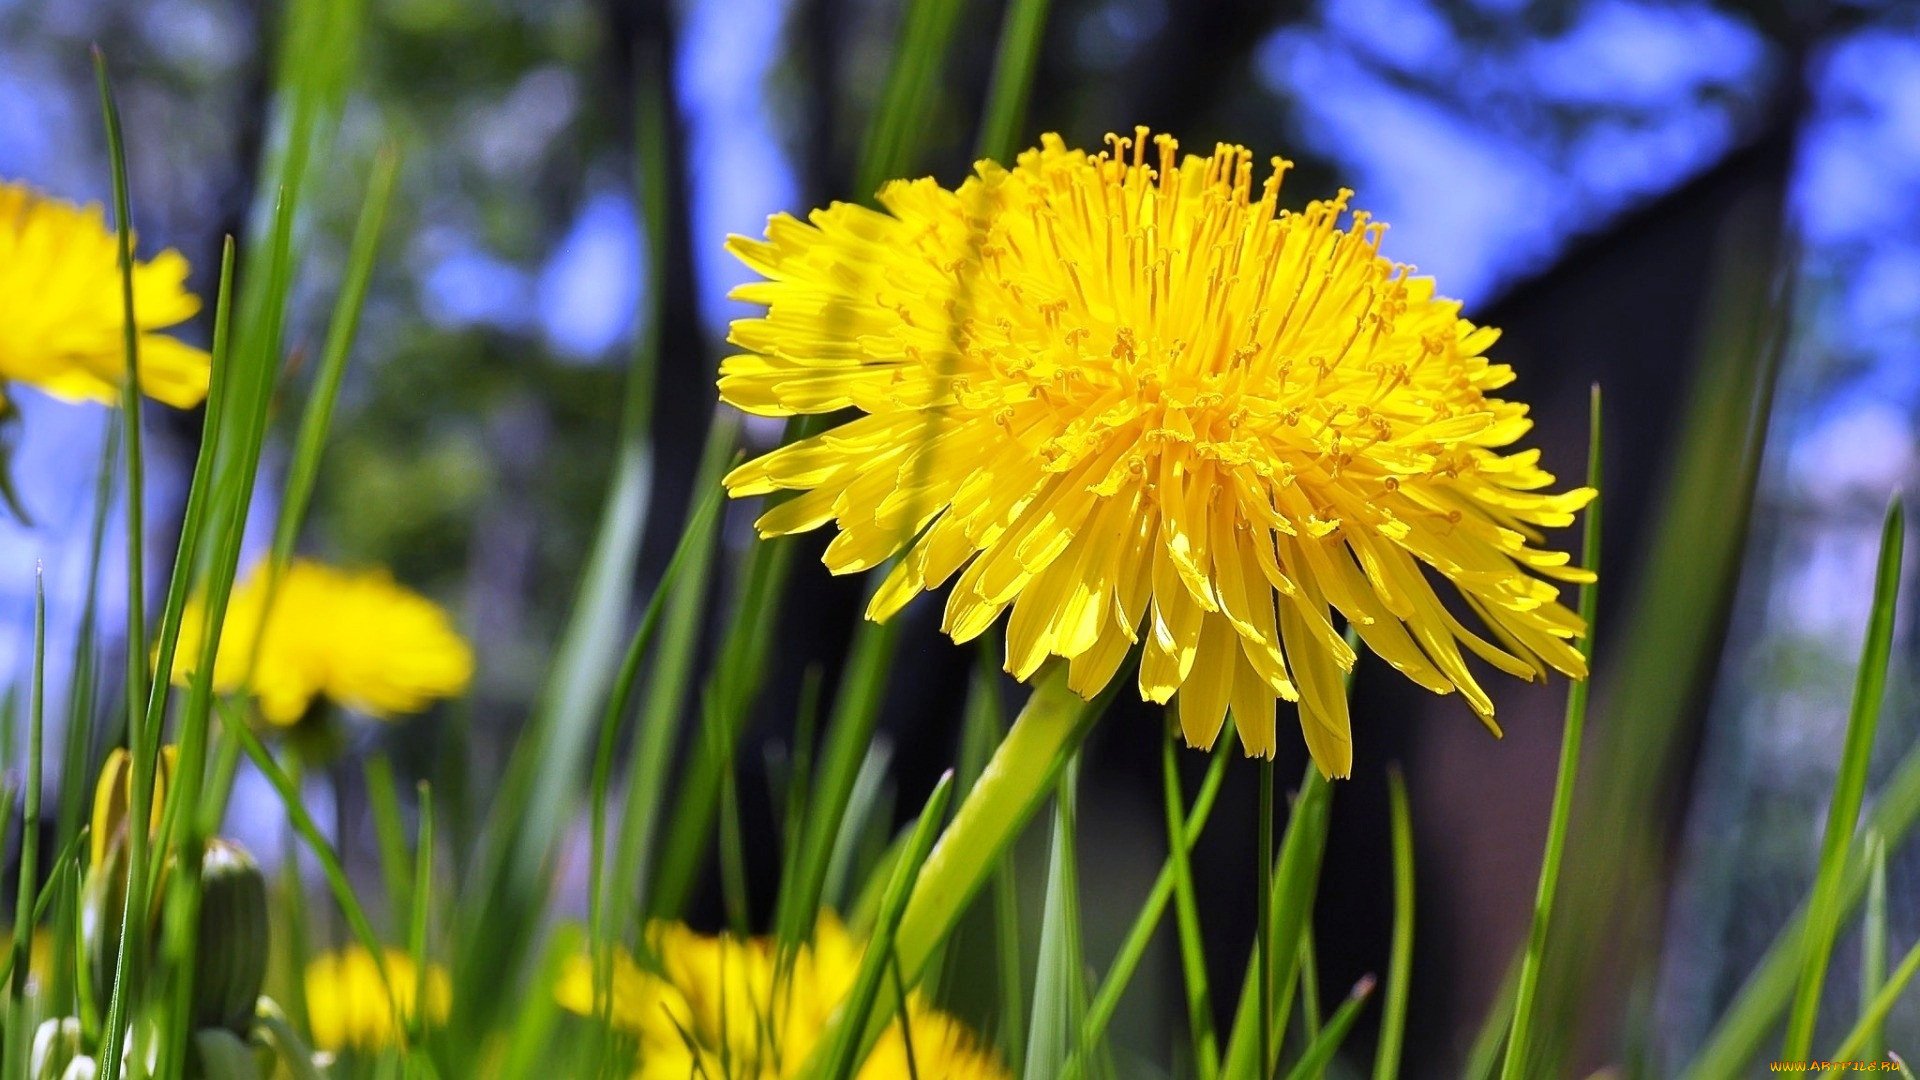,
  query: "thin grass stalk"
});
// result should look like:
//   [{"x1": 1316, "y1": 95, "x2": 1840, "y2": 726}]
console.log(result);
[
  {"x1": 7, "y1": 570, "x2": 45, "y2": 1080},
  {"x1": 1832, "y1": 931, "x2": 1920, "y2": 1062},
  {"x1": 1281, "y1": 977, "x2": 1377, "y2": 1080},
  {"x1": 1860, "y1": 834, "x2": 1888, "y2": 1062},
  {"x1": 1259, "y1": 759, "x2": 1277, "y2": 1074},
  {"x1": 365, "y1": 755, "x2": 412, "y2": 931},
  {"x1": 408, "y1": 782, "x2": 434, "y2": 1045},
  {"x1": 1220, "y1": 768, "x2": 1332, "y2": 1078},
  {"x1": 1024, "y1": 758, "x2": 1090, "y2": 1077},
  {"x1": 815, "y1": 773, "x2": 955, "y2": 1080},
  {"x1": 1782, "y1": 498, "x2": 1903, "y2": 1067},
  {"x1": 975, "y1": 0, "x2": 1050, "y2": 162},
  {"x1": 92, "y1": 52, "x2": 155, "y2": 1080},
  {"x1": 1374, "y1": 769, "x2": 1415, "y2": 1080},
  {"x1": 1681, "y1": 726, "x2": 1920, "y2": 1078},
  {"x1": 1062, "y1": 729, "x2": 1235, "y2": 1080},
  {"x1": 1501, "y1": 385, "x2": 1603, "y2": 1078},
  {"x1": 1164, "y1": 730, "x2": 1218, "y2": 1080}
]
